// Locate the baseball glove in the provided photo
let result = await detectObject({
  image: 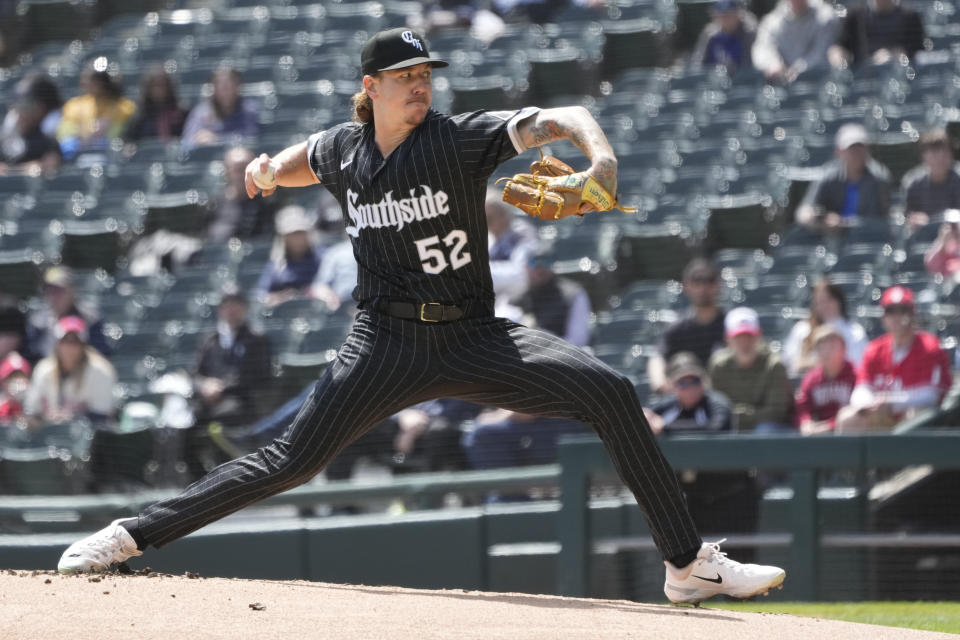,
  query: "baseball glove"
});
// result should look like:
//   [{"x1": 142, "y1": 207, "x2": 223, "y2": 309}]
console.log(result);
[{"x1": 495, "y1": 152, "x2": 636, "y2": 220}]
